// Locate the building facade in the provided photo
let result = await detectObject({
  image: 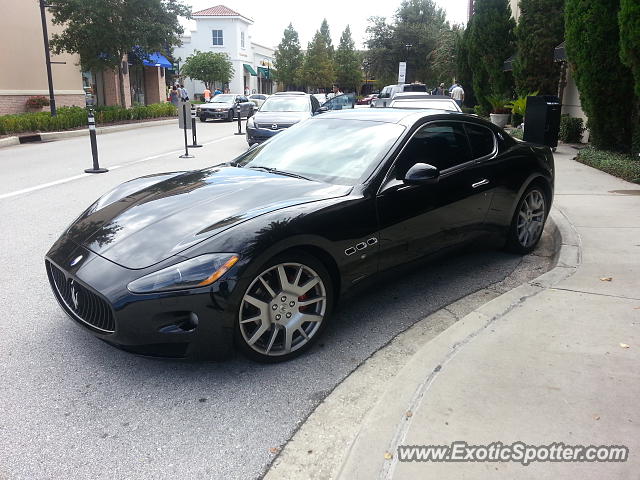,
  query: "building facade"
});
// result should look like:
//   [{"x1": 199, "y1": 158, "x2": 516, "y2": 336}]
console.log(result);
[
  {"x1": 173, "y1": 5, "x2": 276, "y2": 97},
  {"x1": 1, "y1": 2, "x2": 170, "y2": 116}
]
